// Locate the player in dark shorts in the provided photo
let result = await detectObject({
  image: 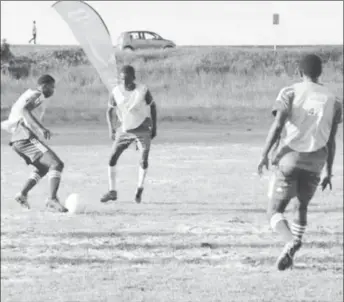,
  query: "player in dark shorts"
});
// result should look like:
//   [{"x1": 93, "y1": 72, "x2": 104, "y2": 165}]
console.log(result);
[
  {"x1": 100, "y1": 65, "x2": 157, "y2": 204},
  {"x1": 258, "y1": 54, "x2": 342, "y2": 271},
  {"x1": 1, "y1": 74, "x2": 68, "y2": 212}
]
